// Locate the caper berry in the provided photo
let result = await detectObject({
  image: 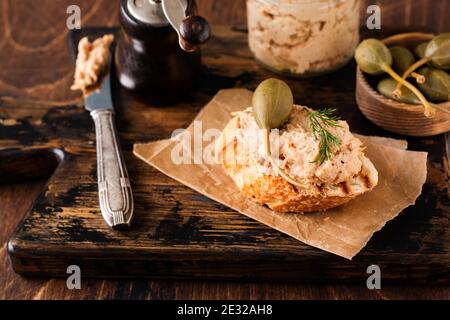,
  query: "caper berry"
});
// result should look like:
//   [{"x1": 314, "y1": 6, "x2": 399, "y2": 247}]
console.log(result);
[
  {"x1": 252, "y1": 78, "x2": 293, "y2": 130},
  {"x1": 390, "y1": 46, "x2": 415, "y2": 74},
  {"x1": 252, "y1": 79, "x2": 304, "y2": 186},
  {"x1": 417, "y1": 67, "x2": 450, "y2": 102},
  {"x1": 414, "y1": 42, "x2": 429, "y2": 59},
  {"x1": 377, "y1": 78, "x2": 420, "y2": 104},
  {"x1": 425, "y1": 33, "x2": 450, "y2": 70},
  {"x1": 355, "y1": 39, "x2": 435, "y2": 117},
  {"x1": 355, "y1": 39, "x2": 393, "y2": 75}
]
